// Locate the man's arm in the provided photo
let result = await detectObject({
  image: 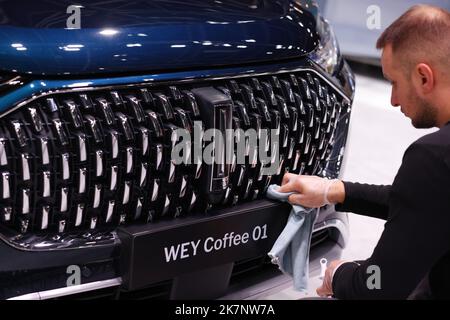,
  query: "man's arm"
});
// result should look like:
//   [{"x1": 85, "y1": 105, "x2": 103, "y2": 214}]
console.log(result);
[
  {"x1": 332, "y1": 143, "x2": 450, "y2": 299},
  {"x1": 335, "y1": 182, "x2": 391, "y2": 220},
  {"x1": 279, "y1": 175, "x2": 391, "y2": 221}
]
